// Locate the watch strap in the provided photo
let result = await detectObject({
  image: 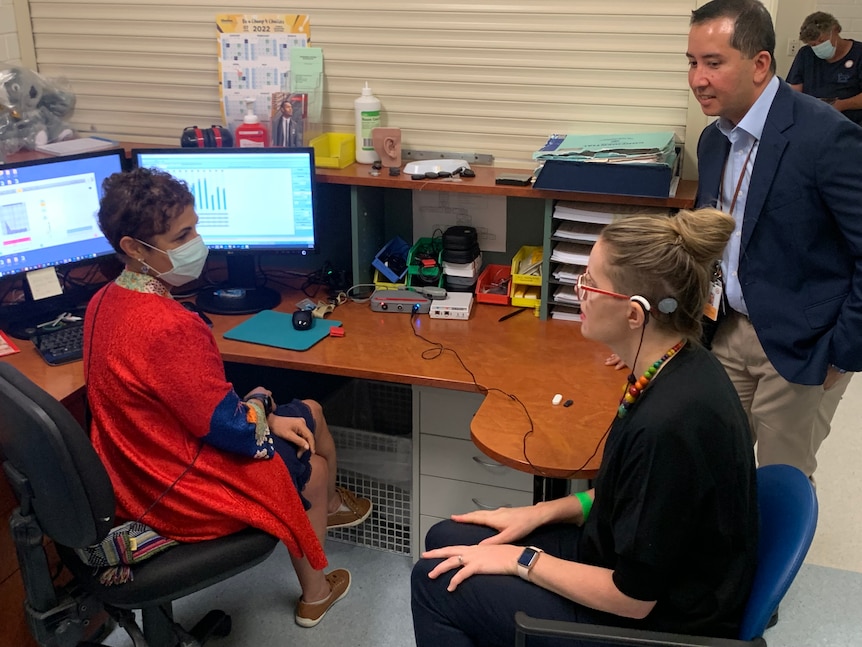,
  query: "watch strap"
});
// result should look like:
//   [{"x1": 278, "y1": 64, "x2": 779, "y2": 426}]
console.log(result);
[{"x1": 245, "y1": 393, "x2": 273, "y2": 416}]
